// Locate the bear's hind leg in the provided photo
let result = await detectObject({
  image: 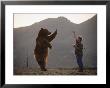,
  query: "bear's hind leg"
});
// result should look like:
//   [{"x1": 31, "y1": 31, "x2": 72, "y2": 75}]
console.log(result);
[{"x1": 38, "y1": 60, "x2": 47, "y2": 71}]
